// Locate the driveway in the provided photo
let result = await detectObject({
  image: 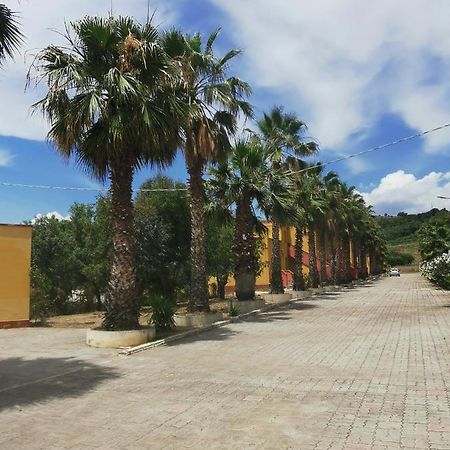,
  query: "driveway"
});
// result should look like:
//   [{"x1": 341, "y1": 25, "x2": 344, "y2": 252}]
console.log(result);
[{"x1": 1, "y1": 274, "x2": 449, "y2": 449}]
